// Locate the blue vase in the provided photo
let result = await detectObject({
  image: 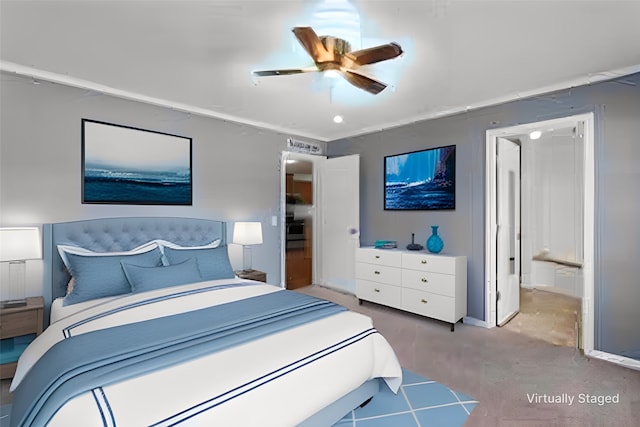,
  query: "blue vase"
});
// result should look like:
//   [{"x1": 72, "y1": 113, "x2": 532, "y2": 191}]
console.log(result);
[{"x1": 426, "y1": 226, "x2": 444, "y2": 254}]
